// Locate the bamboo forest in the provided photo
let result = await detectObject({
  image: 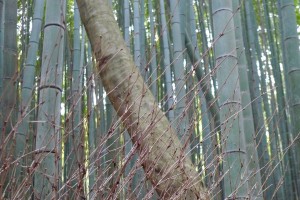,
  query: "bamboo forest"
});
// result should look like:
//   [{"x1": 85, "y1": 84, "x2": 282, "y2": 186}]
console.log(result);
[{"x1": 1, "y1": 0, "x2": 300, "y2": 199}]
